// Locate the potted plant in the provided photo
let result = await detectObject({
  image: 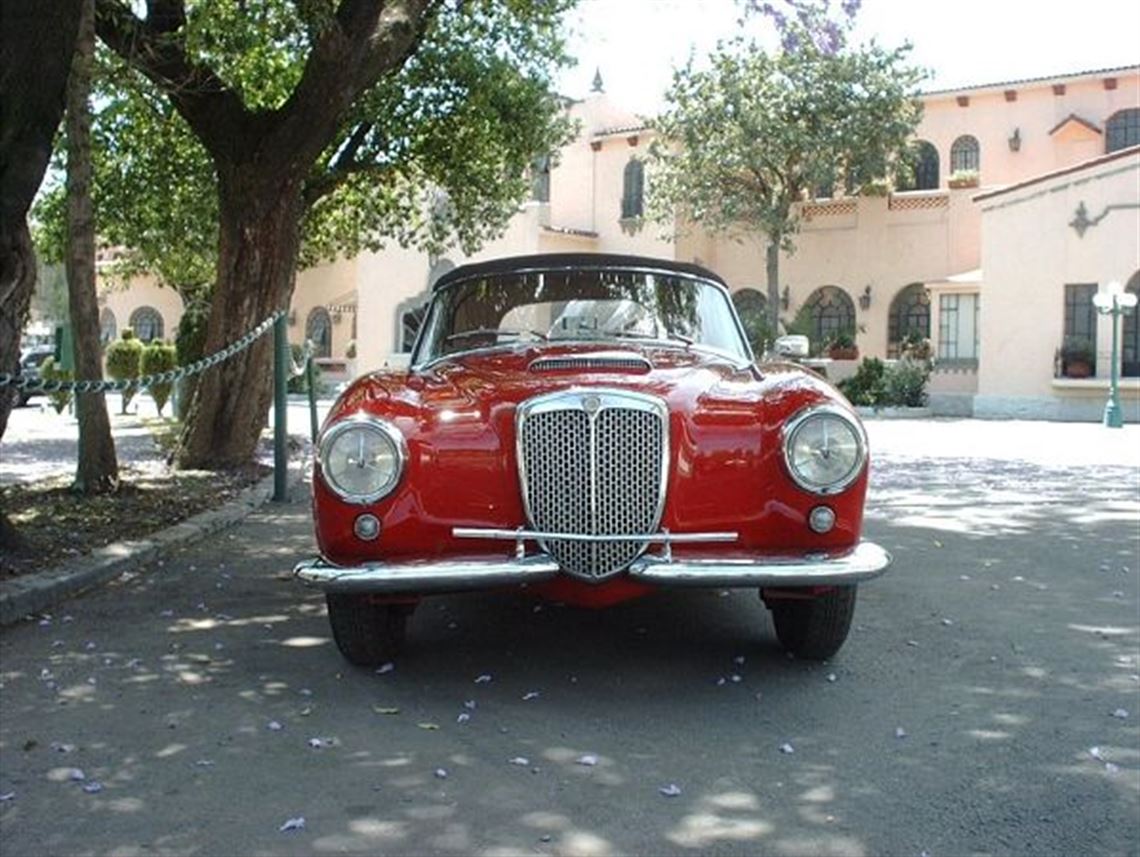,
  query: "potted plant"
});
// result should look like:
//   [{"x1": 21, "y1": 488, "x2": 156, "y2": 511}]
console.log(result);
[
  {"x1": 948, "y1": 169, "x2": 979, "y2": 189},
  {"x1": 1060, "y1": 336, "x2": 1095, "y2": 378},
  {"x1": 901, "y1": 330, "x2": 932, "y2": 362},
  {"x1": 827, "y1": 331, "x2": 859, "y2": 360}
]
